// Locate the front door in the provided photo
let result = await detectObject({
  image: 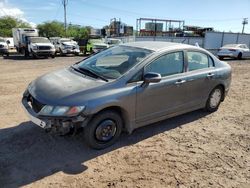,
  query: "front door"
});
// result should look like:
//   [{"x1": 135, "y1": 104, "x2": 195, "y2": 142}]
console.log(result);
[{"x1": 135, "y1": 51, "x2": 189, "y2": 124}]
